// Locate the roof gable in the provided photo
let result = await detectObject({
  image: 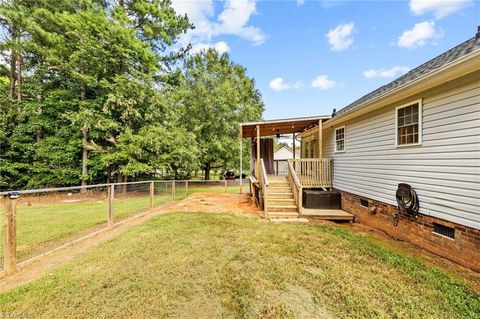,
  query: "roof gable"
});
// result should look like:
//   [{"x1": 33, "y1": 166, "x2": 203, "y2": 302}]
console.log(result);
[{"x1": 335, "y1": 36, "x2": 480, "y2": 118}]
